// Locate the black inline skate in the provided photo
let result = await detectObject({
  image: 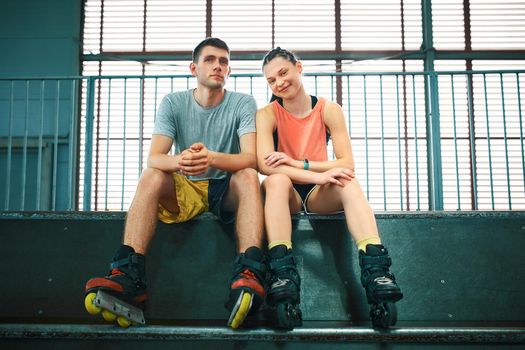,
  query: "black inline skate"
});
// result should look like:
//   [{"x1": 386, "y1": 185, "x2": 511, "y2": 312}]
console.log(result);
[
  {"x1": 84, "y1": 245, "x2": 147, "y2": 328},
  {"x1": 266, "y1": 245, "x2": 302, "y2": 330},
  {"x1": 359, "y1": 244, "x2": 403, "y2": 329},
  {"x1": 226, "y1": 246, "x2": 267, "y2": 329}
]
